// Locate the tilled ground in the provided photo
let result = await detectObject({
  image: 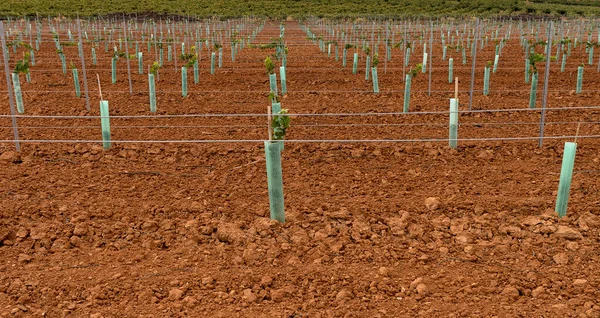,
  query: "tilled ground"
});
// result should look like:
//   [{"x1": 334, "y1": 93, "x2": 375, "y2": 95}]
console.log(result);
[{"x1": 1, "y1": 20, "x2": 600, "y2": 317}]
